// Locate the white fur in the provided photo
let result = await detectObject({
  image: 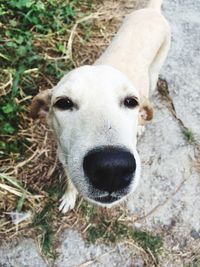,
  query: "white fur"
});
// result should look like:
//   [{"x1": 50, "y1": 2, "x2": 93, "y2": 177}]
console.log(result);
[
  {"x1": 53, "y1": 3, "x2": 170, "y2": 212},
  {"x1": 50, "y1": 65, "x2": 142, "y2": 211},
  {"x1": 59, "y1": 183, "x2": 78, "y2": 213},
  {"x1": 32, "y1": 0, "x2": 171, "y2": 213}
]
